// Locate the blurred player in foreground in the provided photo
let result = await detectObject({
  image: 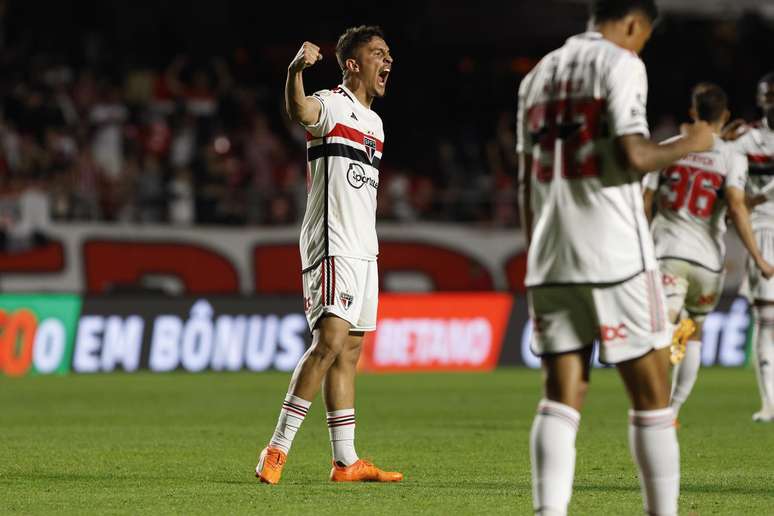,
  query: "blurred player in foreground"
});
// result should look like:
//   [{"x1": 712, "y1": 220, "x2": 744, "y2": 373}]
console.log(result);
[
  {"x1": 517, "y1": 0, "x2": 714, "y2": 514},
  {"x1": 723, "y1": 72, "x2": 774, "y2": 422},
  {"x1": 256, "y1": 26, "x2": 402, "y2": 484},
  {"x1": 643, "y1": 83, "x2": 774, "y2": 423}
]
